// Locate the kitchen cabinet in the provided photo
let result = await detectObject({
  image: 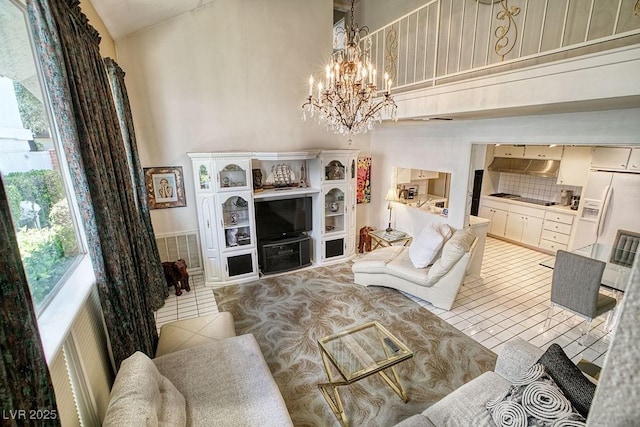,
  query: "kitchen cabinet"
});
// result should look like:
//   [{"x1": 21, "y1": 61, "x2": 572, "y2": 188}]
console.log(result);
[
  {"x1": 478, "y1": 198, "x2": 509, "y2": 236},
  {"x1": 491, "y1": 145, "x2": 563, "y2": 159},
  {"x1": 504, "y1": 204, "x2": 545, "y2": 246},
  {"x1": 411, "y1": 169, "x2": 439, "y2": 180},
  {"x1": 590, "y1": 147, "x2": 631, "y2": 170},
  {"x1": 397, "y1": 168, "x2": 438, "y2": 182},
  {"x1": 493, "y1": 145, "x2": 525, "y2": 158},
  {"x1": 627, "y1": 148, "x2": 640, "y2": 172},
  {"x1": 539, "y1": 210, "x2": 575, "y2": 252},
  {"x1": 396, "y1": 167, "x2": 411, "y2": 183},
  {"x1": 524, "y1": 145, "x2": 564, "y2": 160},
  {"x1": 557, "y1": 146, "x2": 591, "y2": 186}
]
